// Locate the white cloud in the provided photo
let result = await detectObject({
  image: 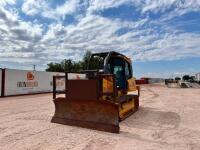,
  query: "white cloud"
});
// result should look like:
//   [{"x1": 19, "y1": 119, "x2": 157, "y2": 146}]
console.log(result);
[
  {"x1": 21, "y1": 0, "x2": 49, "y2": 16},
  {"x1": 134, "y1": 33, "x2": 200, "y2": 61},
  {"x1": 22, "y1": 0, "x2": 83, "y2": 20},
  {"x1": 139, "y1": 0, "x2": 200, "y2": 14},
  {"x1": 0, "y1": 5, "x2": 43, "y2": 40},
  {"x1": 55, "y1": 0, "x2": 80, "y2": 17},
  {"x1": 87, "y1": 0, "x2": 130, "y2": 13},
  {"x1": 0, "y1": 5, "x2": 44, "y2": 66},
  {"x1": 0, "y1": 0, "x2": 15, "y2": 7},
  {"x1": 20, "y1": 0, "x2": 200, "y2": 22},
  {"x1": 1, "y1": 0, "x2": 200, "y2": 71},
  {"x1": 0, "y1": 52, "x2": 34, "y2": 58}
]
